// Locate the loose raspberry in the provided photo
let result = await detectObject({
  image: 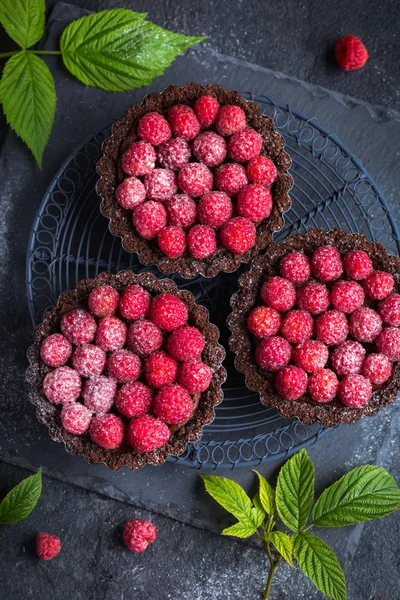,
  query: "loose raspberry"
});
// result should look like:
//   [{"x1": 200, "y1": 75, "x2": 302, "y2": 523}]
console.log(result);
[
  {"x1": 168, "y1": 104, "x2": 200, "y2": 141},
  {"x1": 178, "y1": 163, "x2": 213, "y2": 197},
  {"x1": 280, "y1": 252, "x2": 311, "y2": 284},
  {"x1": 36, "y1": 533, "x2": 61, "y2": 560},
  {"x1": 331, "y1": 340, "x2": 366, "y2": 375},
  {"x1": 137, "y1": 112, "x2": 171, "y2": 145},
  {"x1": 280, "y1": 310, "x2": 314, "y2": 344},
  {"x1": 255, "y1": 336, "x2": 292, "y2": 372},
  {"x1": 127, "y1": 414, "x2": 170, "y2": 453},
  {"x1": 157, "y1": 137, "x2": 191, "y2": 171},
  {"x1": 115, "y1": 381, "x2": 152, "y2": 418},
  {"x1": 308, "y1": 369, "x2": 339, "y2": 403},
  {"x1": 177, "y1": 360, "x2": 212, "y2": 393},
  {"x1": 293, "y1": 340, "x2": 329, "y2": 372},
  {"x1": 127, "y1": 319, "x2": 163, "y2": 357},
  {"x1": 315, "y1": 310, "x2": 348, "y2": 345},
  {"x1": 133, "y1": 201, "x2": 167, "y2": 239},
  {"x1": 123, "y1": 519, "x2": 157, "y2": 553},
  {"x1": 121, "y1": 141, "x2": 156, "y2": 176},
  {"x1": 158, "y1": 226, "x2": 186, "y2": 258},
  {"x1": 71, "y1": 344, "x2": 106, "y2": 378},
  {"x1": 43, "y1": 367, "x2": 81, "y2": 405},
  {"x1": 144, "y1": 351, "x2": 177, "y2": 389},
  {"x1": 194, "y1": 95, "x2": 220, "y2": 127},
  {"x1": 220, "y1": 217, "x2": 256, "y2": 254},
  {"x1": 228, "y1": 128, "x2": 263, "y2": 163},
  {"x1": 89, "y1": 414, "x2": 124, "y2": 449},
  {"x1": 343, "y1": 250, "x2": 373, "y2": 280},
  {"x1": 246, "y1": 156, "x2": 277, "y2": 185},
  {"x1": 215, "y1": 105, "x2": 246, "y2": 136},
  {"x1": 144, "y1": 168, "x2": 177, "y2": 202},
  {"x1": 88, "y1": 285, "x2": 120, "y2": 318},
  {"x1": 192, "y1": 131, "x2": 227, "y2": 166},
  {"x1": 237, "y1": 184, "x2": 272, "y2": 221},
  {"x1": 363, "y1": 271, "x2": 394, "y2": 301},
  {"x1": 82, "y1": 375, "x2": 117, "y2": 413},
  {"x1": 96, "y1": 316, "x2": 127, "y2": 351},
  {"x1": 153, "y1": 384, "x2": 194, "y2": 424},
  {"x1": 166, "y1": 194, "x2": 197, "y2": 229},
  {"x1": 331, "y1": 280, "x2": 365, "y2": 313},
  {"x1": 167, "y1": 326, "x2": 205, "y2": 361},
  {"x1": 107, "y1": 349, "x2": 141, "y2": 383},
  {"x1": 187, "y1": 225, "x2": 217, "y2": 259},
  {"x1": 339, "y1": 374, "x2": 372, "y2": 408},
  {"x1": 296, "y1": 282, "x2": 330, "y2": 315},
  {"x1": 247, "y1": 306, "x2": 281, "y2": 339},
  {"x1": 362, "y1": 353, "x2": 392, "y2": 385},
  {"x1": 349, "y1": 307, "x2": 382, "y2": 343},
  {"x1": 379, "y1": 294, "x2": 400, "y2": 326},
  {"x1": 61, "y1": 309, "x2": 97, "y2": 345},
  {"x1": 215, "y1": 163, "x2": 248, "y2": 196},
  {"x1": 116, "y1": 177, "x2": 147, "y2": 210},
  {"x1": 376, "y1": 327, "x2": 400, "y2": 361},
  {"x1": 61, "y1": 402, "x2": 92, "y2": 435},
  {"x1": 275, "y1": 366, "x2": 308, "y2": 401},
  {"x1": 197, "y1": 191, "x2": 233, "y2": 228},
  {"x1": 311, "y1": 246, "x2": 343, "y2": 282},
  {"x1": 260, "y1": 277, "x2": 296, "y2": 312},
  {"x1": 334, "y1": 35, "x2": 368, "y2": 72},
  {"x1": 119, "y1": 284, "x2": 151, "y2": 321},
  {"x1": 149, "y1": 293, "x2": 188, "y2": 331},
  {"x1": 40, "y1": 334, "x2": 72, "y2": 367}
]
